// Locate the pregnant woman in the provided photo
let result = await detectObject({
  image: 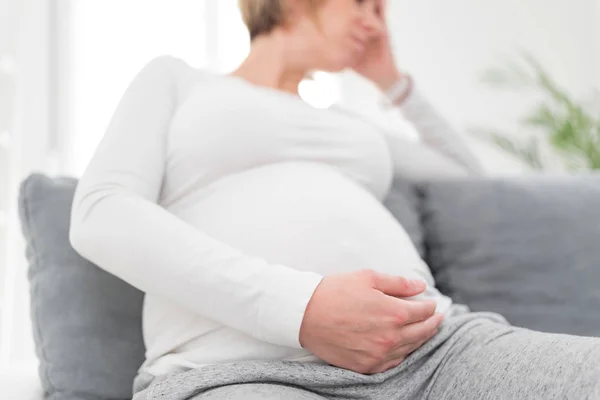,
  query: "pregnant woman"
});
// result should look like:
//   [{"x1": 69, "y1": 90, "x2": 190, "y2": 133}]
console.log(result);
[{"x1": 70, "y1": 0, "x2": 600, "y2": 399}]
